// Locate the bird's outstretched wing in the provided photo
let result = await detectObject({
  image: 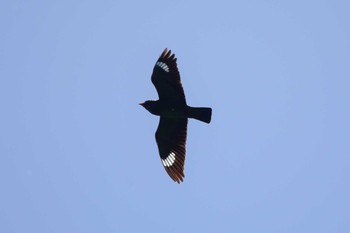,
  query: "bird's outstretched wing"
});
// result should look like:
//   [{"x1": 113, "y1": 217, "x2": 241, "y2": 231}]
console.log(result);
[
  {"x1": 151, "y1": 48, "x2": 186, "y2": 105},
  {"x1": 155, "y1": 117, "x2": 188, "y2": 183}
]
